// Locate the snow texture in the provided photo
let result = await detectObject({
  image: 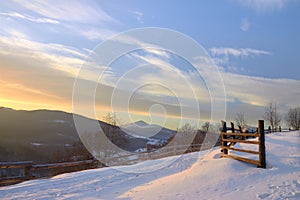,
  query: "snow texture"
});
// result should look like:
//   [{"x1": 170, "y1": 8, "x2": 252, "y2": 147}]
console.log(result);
[{"x1": 0, "y1": 131, "x2": 299, "y2": 200}]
